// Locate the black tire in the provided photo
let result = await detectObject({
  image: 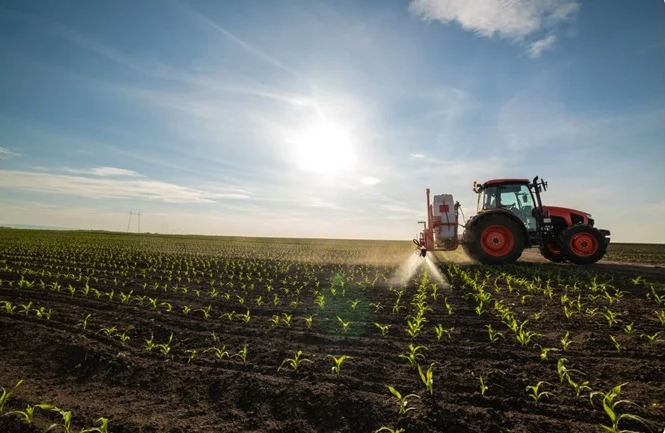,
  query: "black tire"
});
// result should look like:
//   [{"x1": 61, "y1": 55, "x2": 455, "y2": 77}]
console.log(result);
[
  {"x1": 558, "y1": 224, "x2": 607, "y2": 265},
  {"x1": 463, "y1": 214, "x2": 525, "y2": 265},
  {"x1": 539, "y1": 243, "x2": 566, "y2": 263},
  {"x1": 461, "y1": 229, "x2": 481, "y2": 261}
]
